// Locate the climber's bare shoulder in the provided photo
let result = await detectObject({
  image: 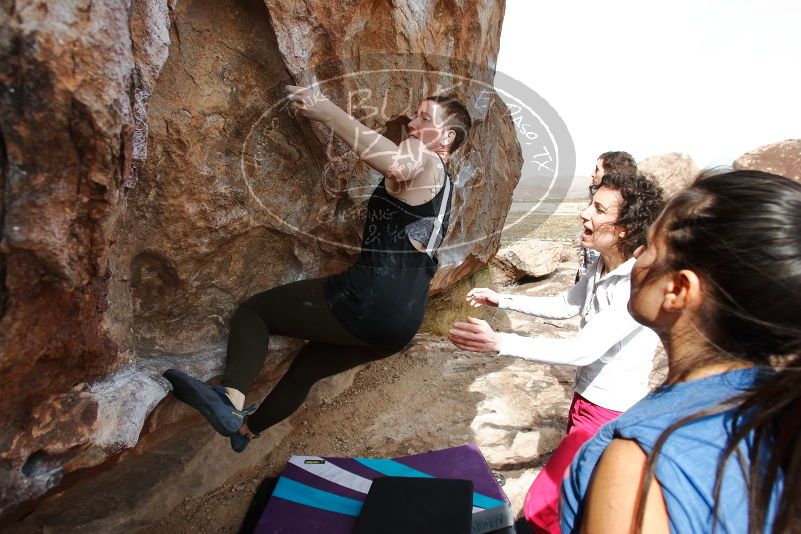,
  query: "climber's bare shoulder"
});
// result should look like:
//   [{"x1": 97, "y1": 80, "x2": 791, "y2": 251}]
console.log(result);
[{"x1": 385, "y1": 140, "x2": 444, "y2": 204}]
